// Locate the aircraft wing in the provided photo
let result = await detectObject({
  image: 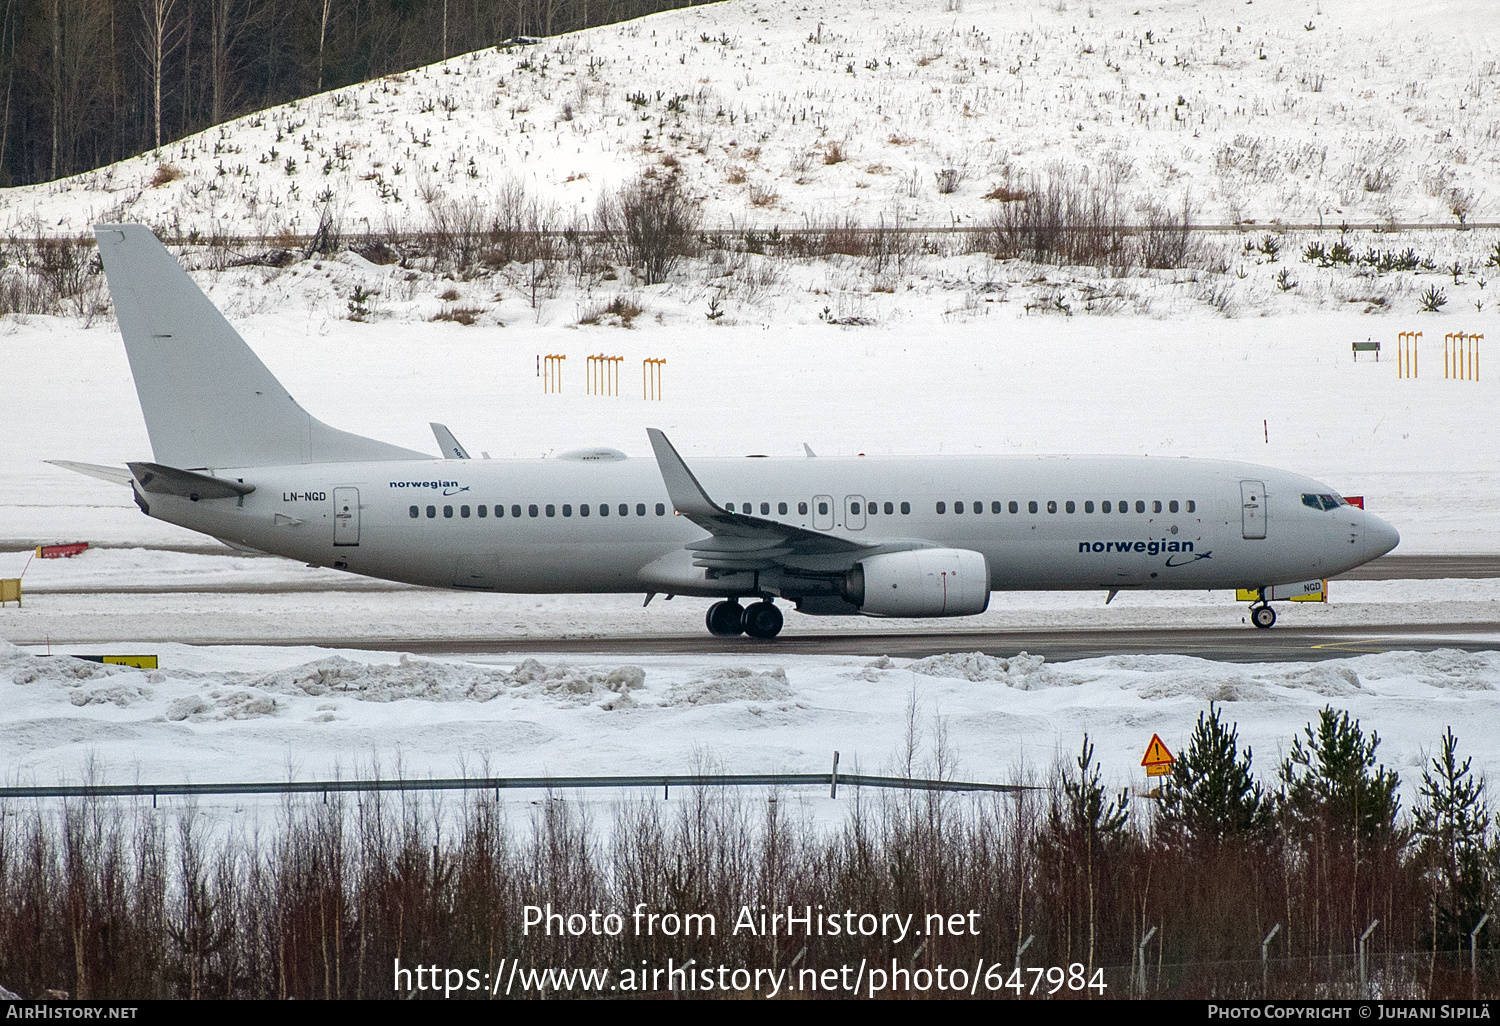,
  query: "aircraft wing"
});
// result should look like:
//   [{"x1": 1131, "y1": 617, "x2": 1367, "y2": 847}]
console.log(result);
[{"x1": 646, "y1": 428, "x2": 884, "y2": 572}]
